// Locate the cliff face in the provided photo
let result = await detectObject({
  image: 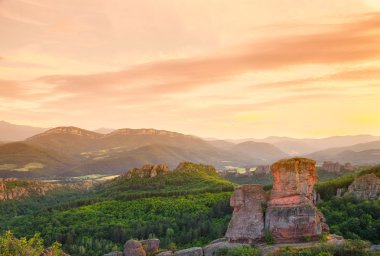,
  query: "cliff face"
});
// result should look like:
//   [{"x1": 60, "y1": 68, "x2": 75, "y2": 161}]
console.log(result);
[
  {"x1": 345, "y1": 173, "x2": 380, "y2": 200},
  {"x1": 225, "y1": 184, "x2": 267, "y2": 243}
]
